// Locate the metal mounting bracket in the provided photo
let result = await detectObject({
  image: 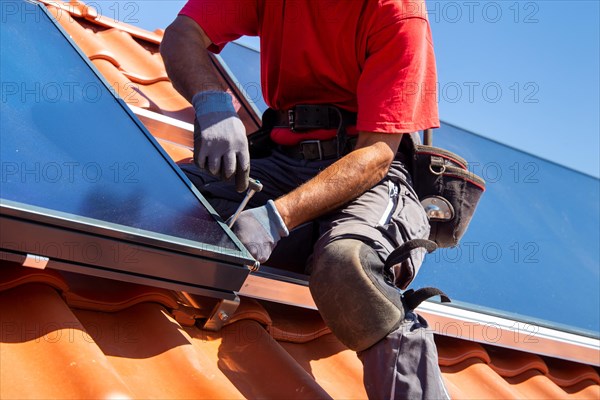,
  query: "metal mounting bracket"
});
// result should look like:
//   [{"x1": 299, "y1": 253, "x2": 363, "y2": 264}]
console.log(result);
[{"x1": 202, "y1": 295, "x2": 241, "y2": 331}]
